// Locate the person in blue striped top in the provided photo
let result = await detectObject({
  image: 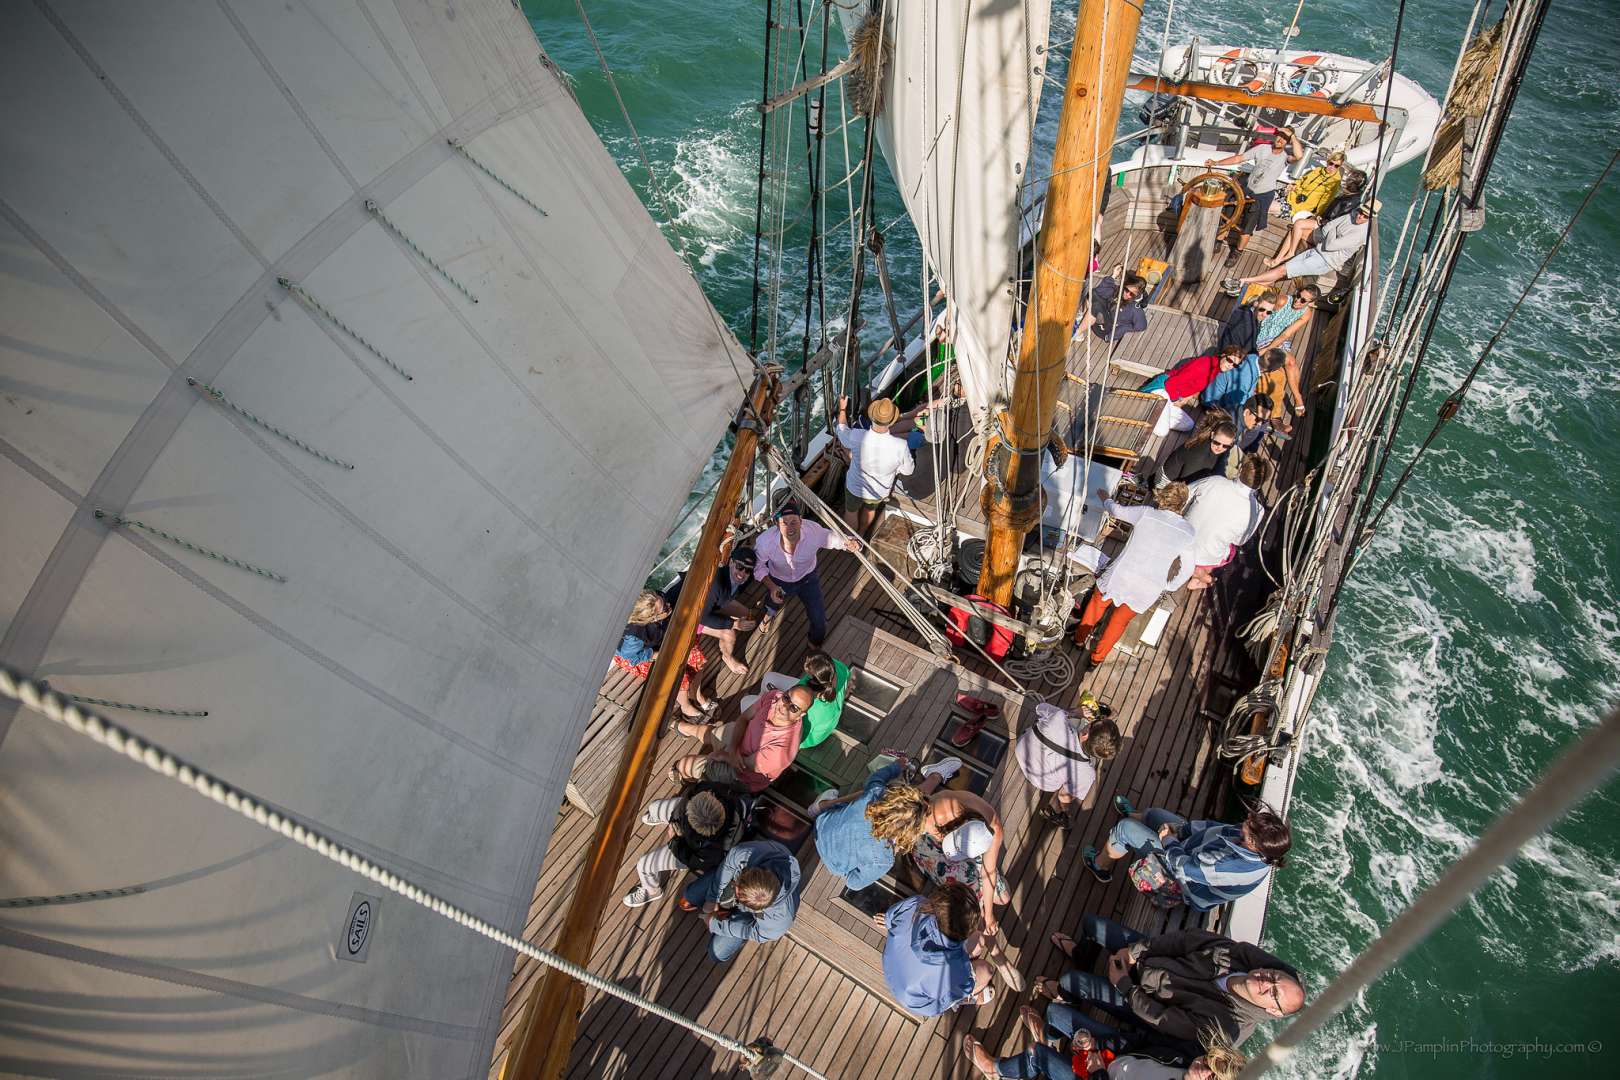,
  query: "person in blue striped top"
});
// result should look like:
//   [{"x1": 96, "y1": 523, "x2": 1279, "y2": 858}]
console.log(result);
[{"x1": 1082, "y1": 800, "x2": 1291, "y2": 911}]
